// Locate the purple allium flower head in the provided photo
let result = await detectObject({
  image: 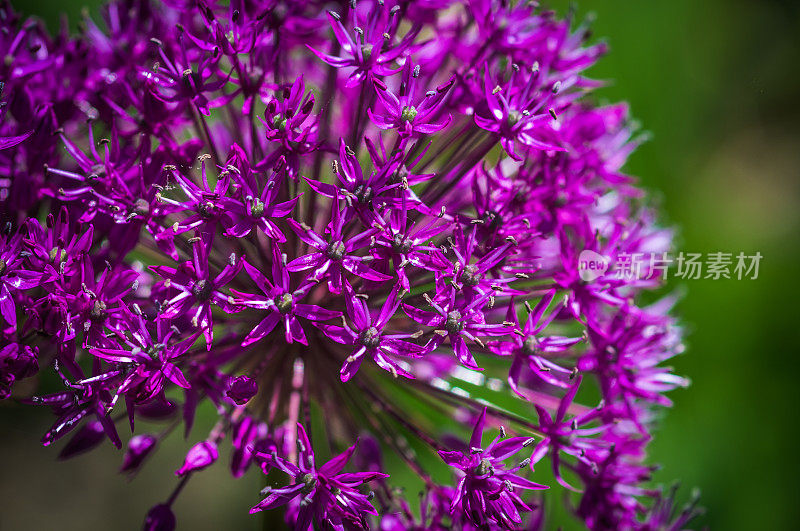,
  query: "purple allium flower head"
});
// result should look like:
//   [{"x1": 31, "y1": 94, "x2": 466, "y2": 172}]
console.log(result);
[{"x1": 0, "y1": 0, "x2": 695, "y2": 529}]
